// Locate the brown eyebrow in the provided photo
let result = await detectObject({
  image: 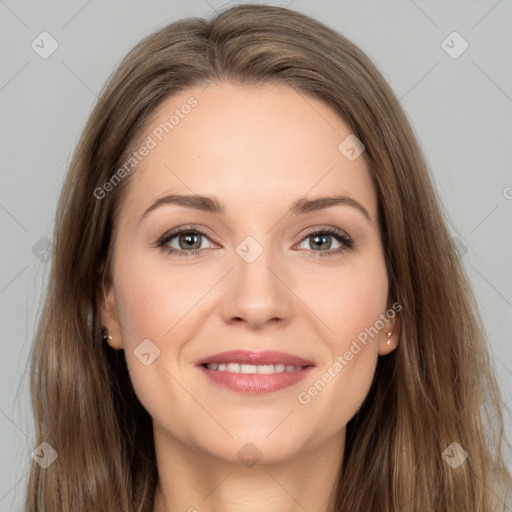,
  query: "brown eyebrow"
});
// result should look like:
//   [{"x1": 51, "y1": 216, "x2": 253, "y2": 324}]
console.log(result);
[
  {"x1": 289, "y1": 195, "x2": 372, "y2": 222},
  {"x1": 138, "y1": 194, "x2": 372, "y2": 224}
]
